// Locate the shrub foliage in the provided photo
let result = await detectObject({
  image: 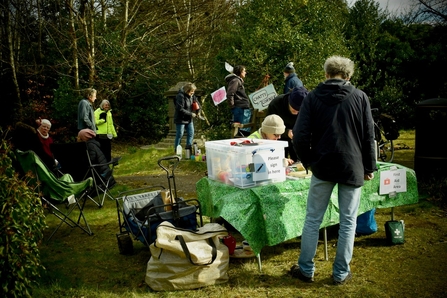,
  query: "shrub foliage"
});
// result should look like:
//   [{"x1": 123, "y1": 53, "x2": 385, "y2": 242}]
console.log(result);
[{"x1": 0, "y1": 131, "x2": 46, "y2": 298}]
